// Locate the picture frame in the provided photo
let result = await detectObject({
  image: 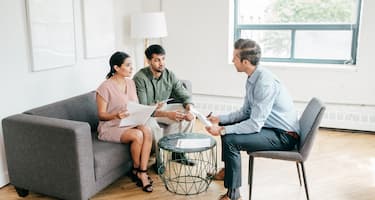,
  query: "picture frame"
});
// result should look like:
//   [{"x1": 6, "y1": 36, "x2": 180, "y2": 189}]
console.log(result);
[
  {"x1": 26, "y1": 0, "x2": 76, "y2": 71},
  {"x1": 82, "y1": 0, "x2": 115, "y2": 58}
]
